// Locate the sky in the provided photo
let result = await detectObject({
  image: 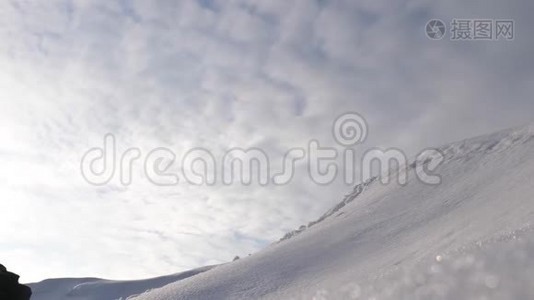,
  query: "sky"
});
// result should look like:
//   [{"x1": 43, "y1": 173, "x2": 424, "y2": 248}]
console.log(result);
[{"x1": 0, "y1": 0, "x2": 533, "y2": 283}]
